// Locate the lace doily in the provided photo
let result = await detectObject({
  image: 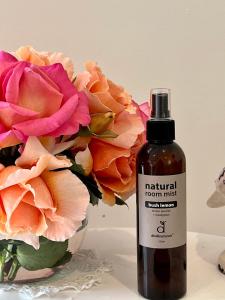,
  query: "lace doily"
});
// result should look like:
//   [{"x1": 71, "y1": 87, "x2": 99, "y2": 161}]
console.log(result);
[{"x1": 0, "y1": 249, "x2": 112, "y2": 298}]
